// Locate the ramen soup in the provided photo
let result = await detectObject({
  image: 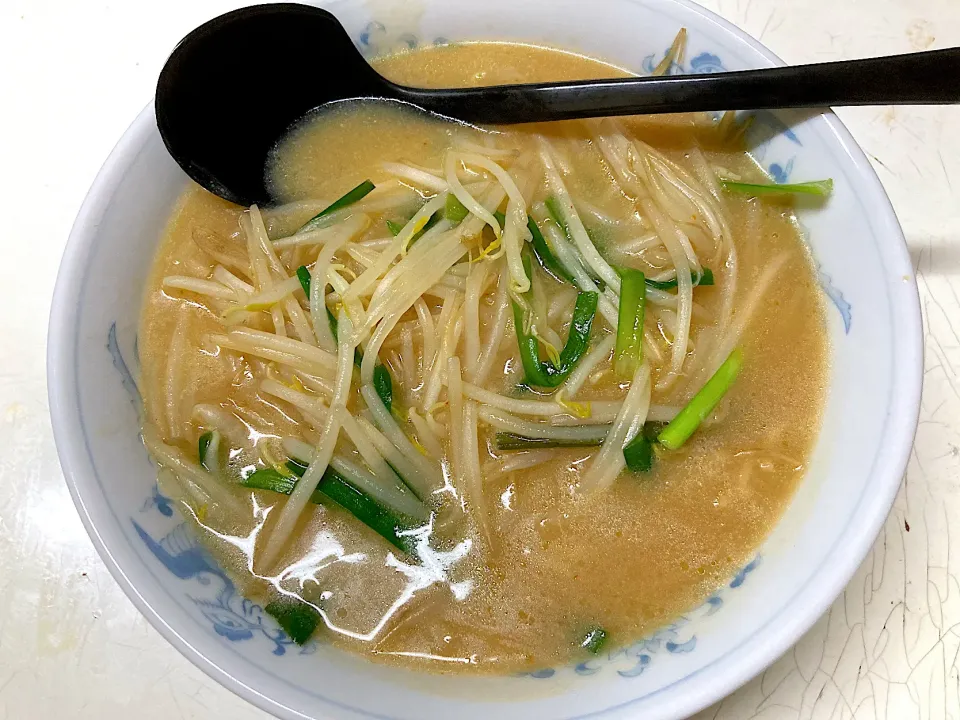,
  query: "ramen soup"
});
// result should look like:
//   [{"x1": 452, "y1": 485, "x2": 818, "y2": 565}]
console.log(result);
[{"x1": 139, "y1": 39, "x2": 828, "y2": 673}]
